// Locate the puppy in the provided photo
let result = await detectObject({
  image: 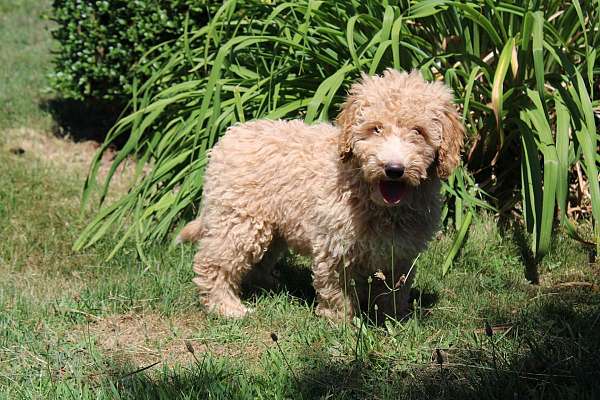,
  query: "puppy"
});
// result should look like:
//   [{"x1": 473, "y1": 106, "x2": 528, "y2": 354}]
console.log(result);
[{"x1": 178, "y1": 69, "x2": 464, "y2": 320}]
